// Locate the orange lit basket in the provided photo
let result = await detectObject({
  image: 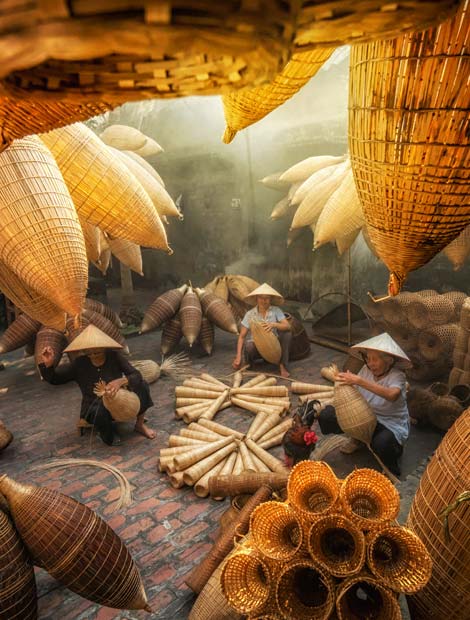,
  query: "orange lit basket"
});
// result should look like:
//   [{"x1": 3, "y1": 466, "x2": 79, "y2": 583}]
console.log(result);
[
  {"x1": 287, "y1": 461, "x2": 340, "y2": 520},
  {"x1": 335, "y1": 573, "x2": 401, "y2": 620},
  {"x1": 250, "y1": 501, "x2": 302, "y2": 561}
]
